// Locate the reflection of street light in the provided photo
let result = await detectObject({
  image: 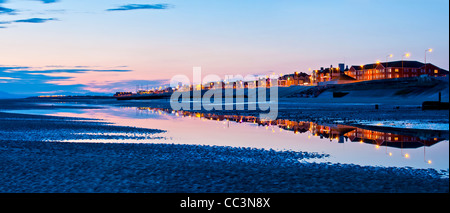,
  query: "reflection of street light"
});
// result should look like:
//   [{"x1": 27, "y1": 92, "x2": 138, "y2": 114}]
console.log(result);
[{"x1": 402, "y1": 53, "x2": 410, "y2": 78}]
